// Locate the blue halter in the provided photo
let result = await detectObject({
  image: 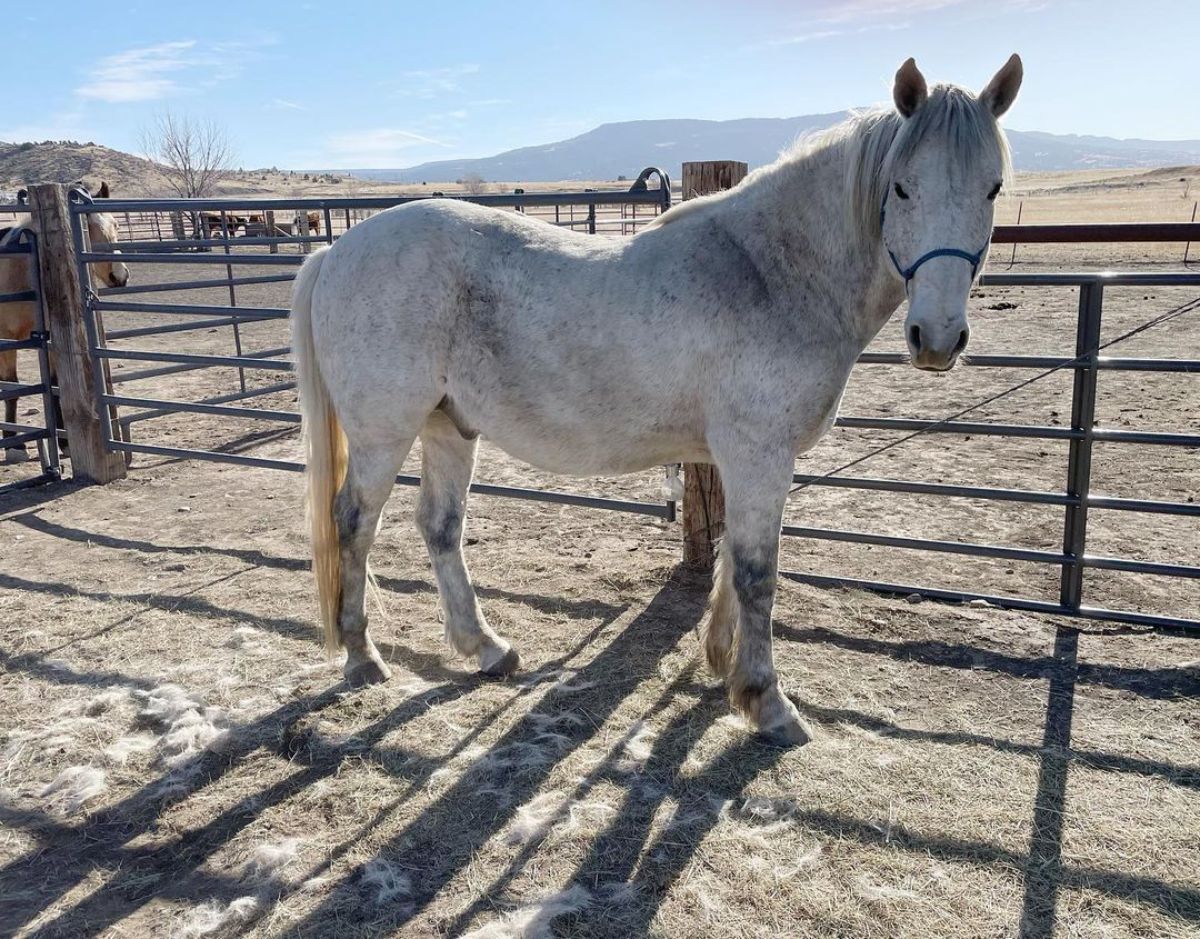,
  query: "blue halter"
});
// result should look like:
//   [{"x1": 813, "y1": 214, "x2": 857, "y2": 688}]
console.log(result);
[{"x1": 880, "y1": 192, "x2": 989, "y2": 285}]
